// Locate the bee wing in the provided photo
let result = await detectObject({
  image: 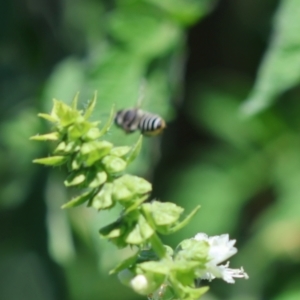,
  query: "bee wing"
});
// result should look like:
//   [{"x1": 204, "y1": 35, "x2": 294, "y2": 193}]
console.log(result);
[{"x1": 136, "y1": 78, "x2": 147, "y2": 108}]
